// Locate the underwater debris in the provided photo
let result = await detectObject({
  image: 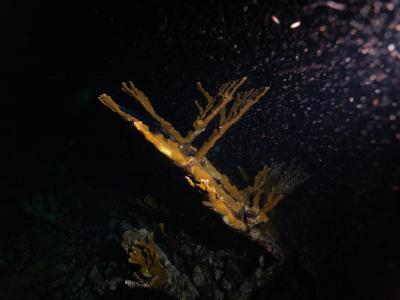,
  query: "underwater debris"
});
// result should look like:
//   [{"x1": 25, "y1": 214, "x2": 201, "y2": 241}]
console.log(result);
[{"x1": 99, "y1": 77, "x2": 305, "y2": 262}]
